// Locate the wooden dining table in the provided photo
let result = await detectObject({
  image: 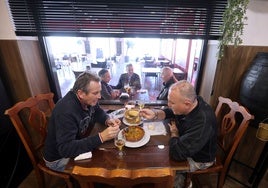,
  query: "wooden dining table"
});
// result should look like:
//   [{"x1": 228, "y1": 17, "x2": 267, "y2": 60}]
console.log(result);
[
  {"x1": 99, "y1": 89, "x2": 168, "y2": 111},
  {"x1": 65, "y1": 118, "x2": 190, "y2": 187}
]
